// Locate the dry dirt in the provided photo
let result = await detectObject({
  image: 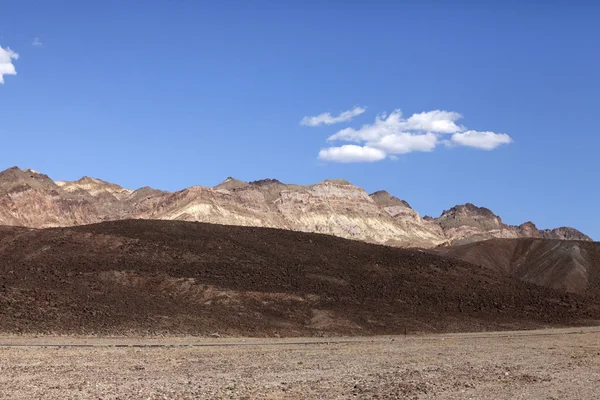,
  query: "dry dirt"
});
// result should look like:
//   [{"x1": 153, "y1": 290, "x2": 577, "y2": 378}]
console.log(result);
[{"x1": 0, "y1": 327, "x2": 599, "y2": 399}]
